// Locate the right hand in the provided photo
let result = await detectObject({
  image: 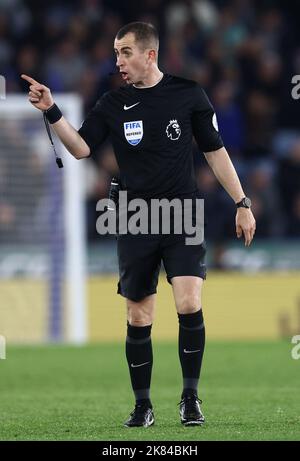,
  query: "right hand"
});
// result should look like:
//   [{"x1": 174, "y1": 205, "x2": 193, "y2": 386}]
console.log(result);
[{"x1": 21, "y1": 74, "x2": 54, "y2": 111}]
